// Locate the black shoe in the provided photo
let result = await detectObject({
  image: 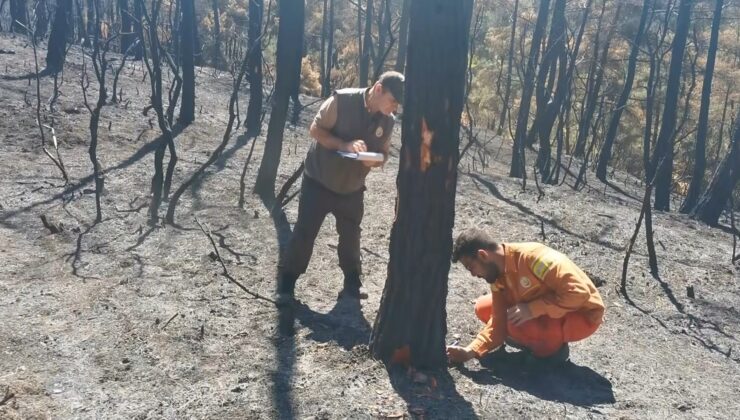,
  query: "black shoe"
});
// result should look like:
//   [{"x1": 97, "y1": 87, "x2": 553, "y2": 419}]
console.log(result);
[
  {"x1": 276, "y1": 272, "x2": 298, "y2": 306},
  {"x1": 338, "y1": 270, "x2": 368, "y2": 300},
  {"x1": 522, "y1": 343, "x2": 570, "y2": 371}
]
